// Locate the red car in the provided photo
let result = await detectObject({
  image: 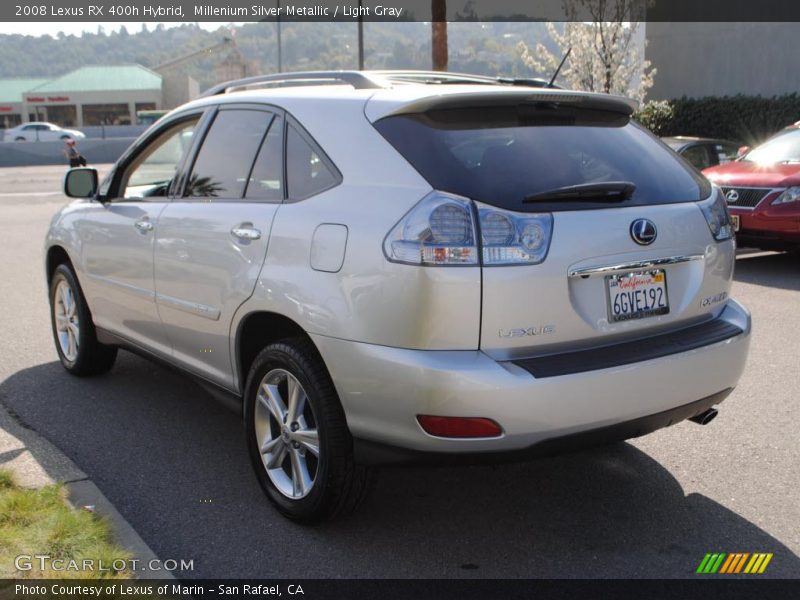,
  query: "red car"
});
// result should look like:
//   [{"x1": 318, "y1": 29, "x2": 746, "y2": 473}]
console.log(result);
[{"x1": 703, "y1": 123, "x2": 800, "y2": 251}]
